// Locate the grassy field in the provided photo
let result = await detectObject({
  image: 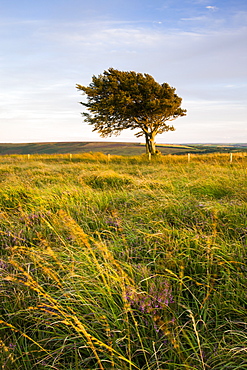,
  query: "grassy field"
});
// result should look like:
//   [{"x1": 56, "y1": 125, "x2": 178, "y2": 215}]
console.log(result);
[{"x1": 0, "y1": 152, "x2": 247, "y2": 369}]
